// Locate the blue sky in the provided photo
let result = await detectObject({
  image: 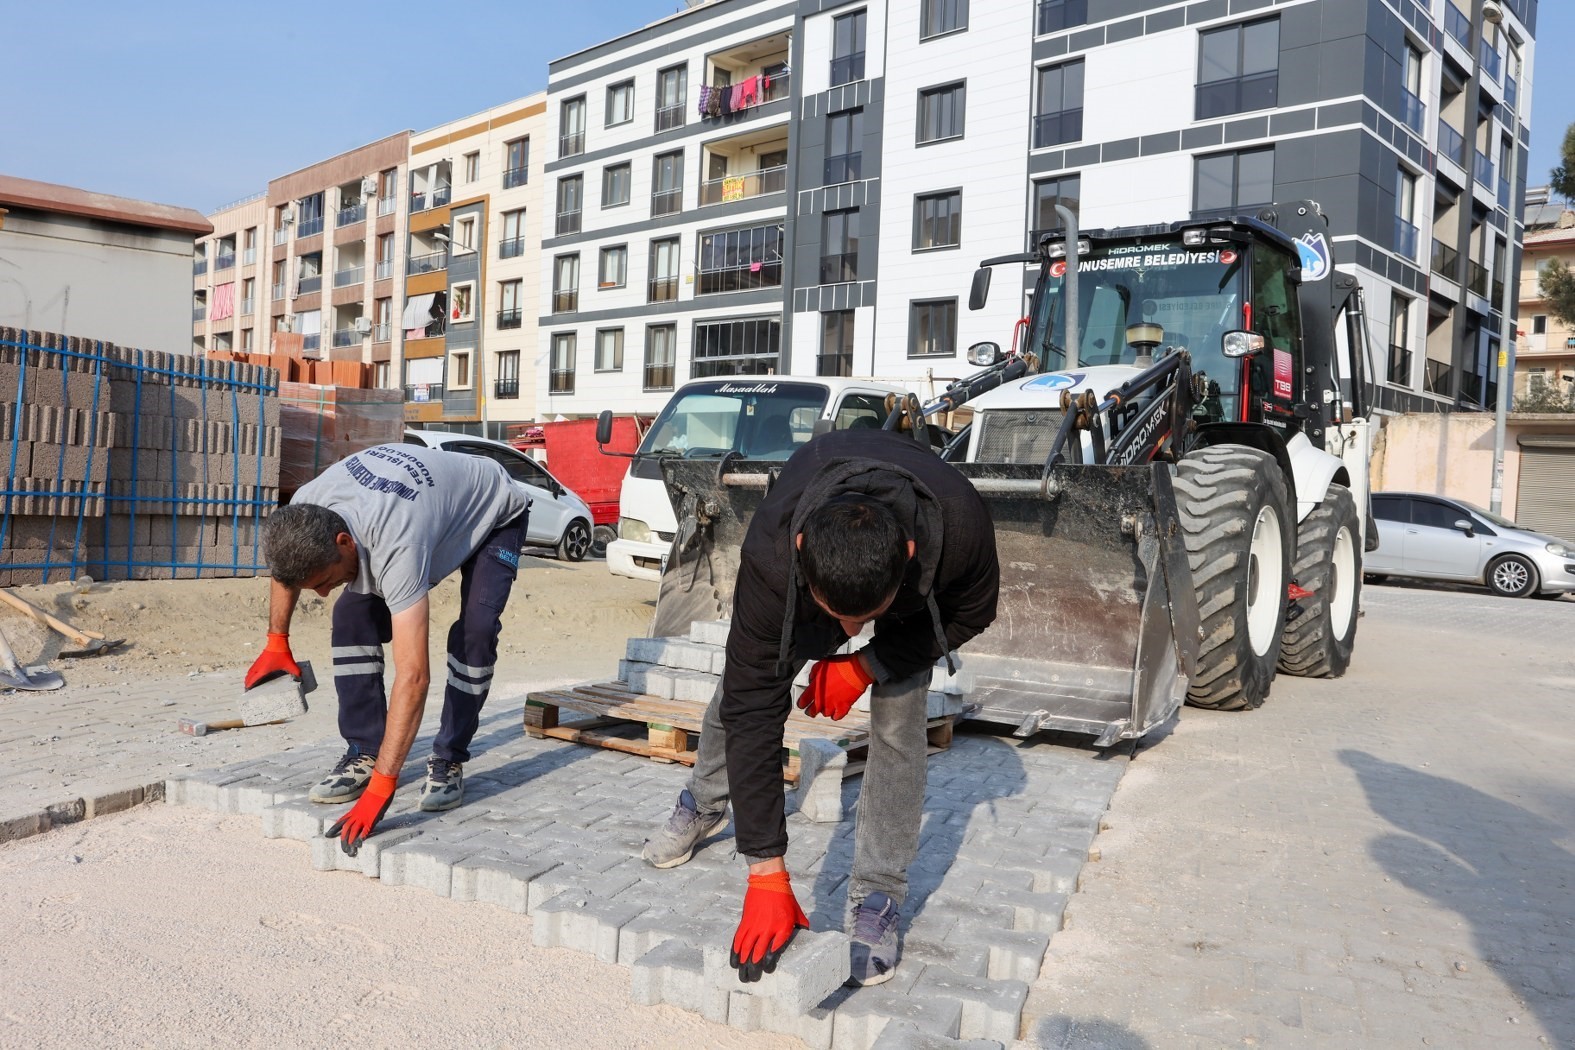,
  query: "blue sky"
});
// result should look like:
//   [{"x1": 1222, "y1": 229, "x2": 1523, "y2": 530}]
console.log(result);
[{"x1": 1, "y1": 1, "x2": 1570, "y2": 214}]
